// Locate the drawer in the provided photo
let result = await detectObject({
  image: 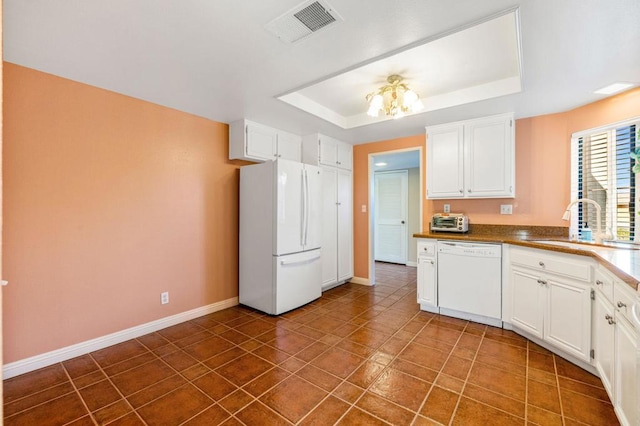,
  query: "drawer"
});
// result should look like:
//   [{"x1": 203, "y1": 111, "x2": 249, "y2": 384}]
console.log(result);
[
  {"x1": 510, "y1": 247, "x2": 591, "y2": 282},
  {"x1": 418, "y1": 240, "x2": 436, "y2": 257},
  {"x1": 594, "y1": 268, "x2": 615, "y2": 303},
  {"x1": 614, "y1": 281, "x2": 638, "y2": 326}
]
